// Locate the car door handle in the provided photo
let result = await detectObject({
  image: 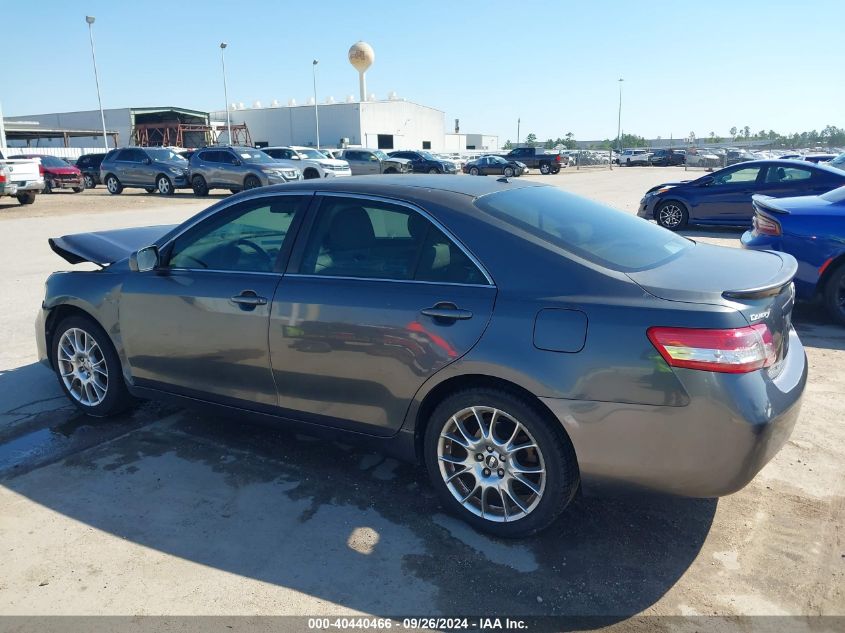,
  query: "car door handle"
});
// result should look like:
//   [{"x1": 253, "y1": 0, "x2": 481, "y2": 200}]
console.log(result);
[
  {"x1": 231, "y1": 291, "x2": 268, "y2": 306},
  {"x1": 420, "y1": 304, "x2": 473, "y2": 321}
]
